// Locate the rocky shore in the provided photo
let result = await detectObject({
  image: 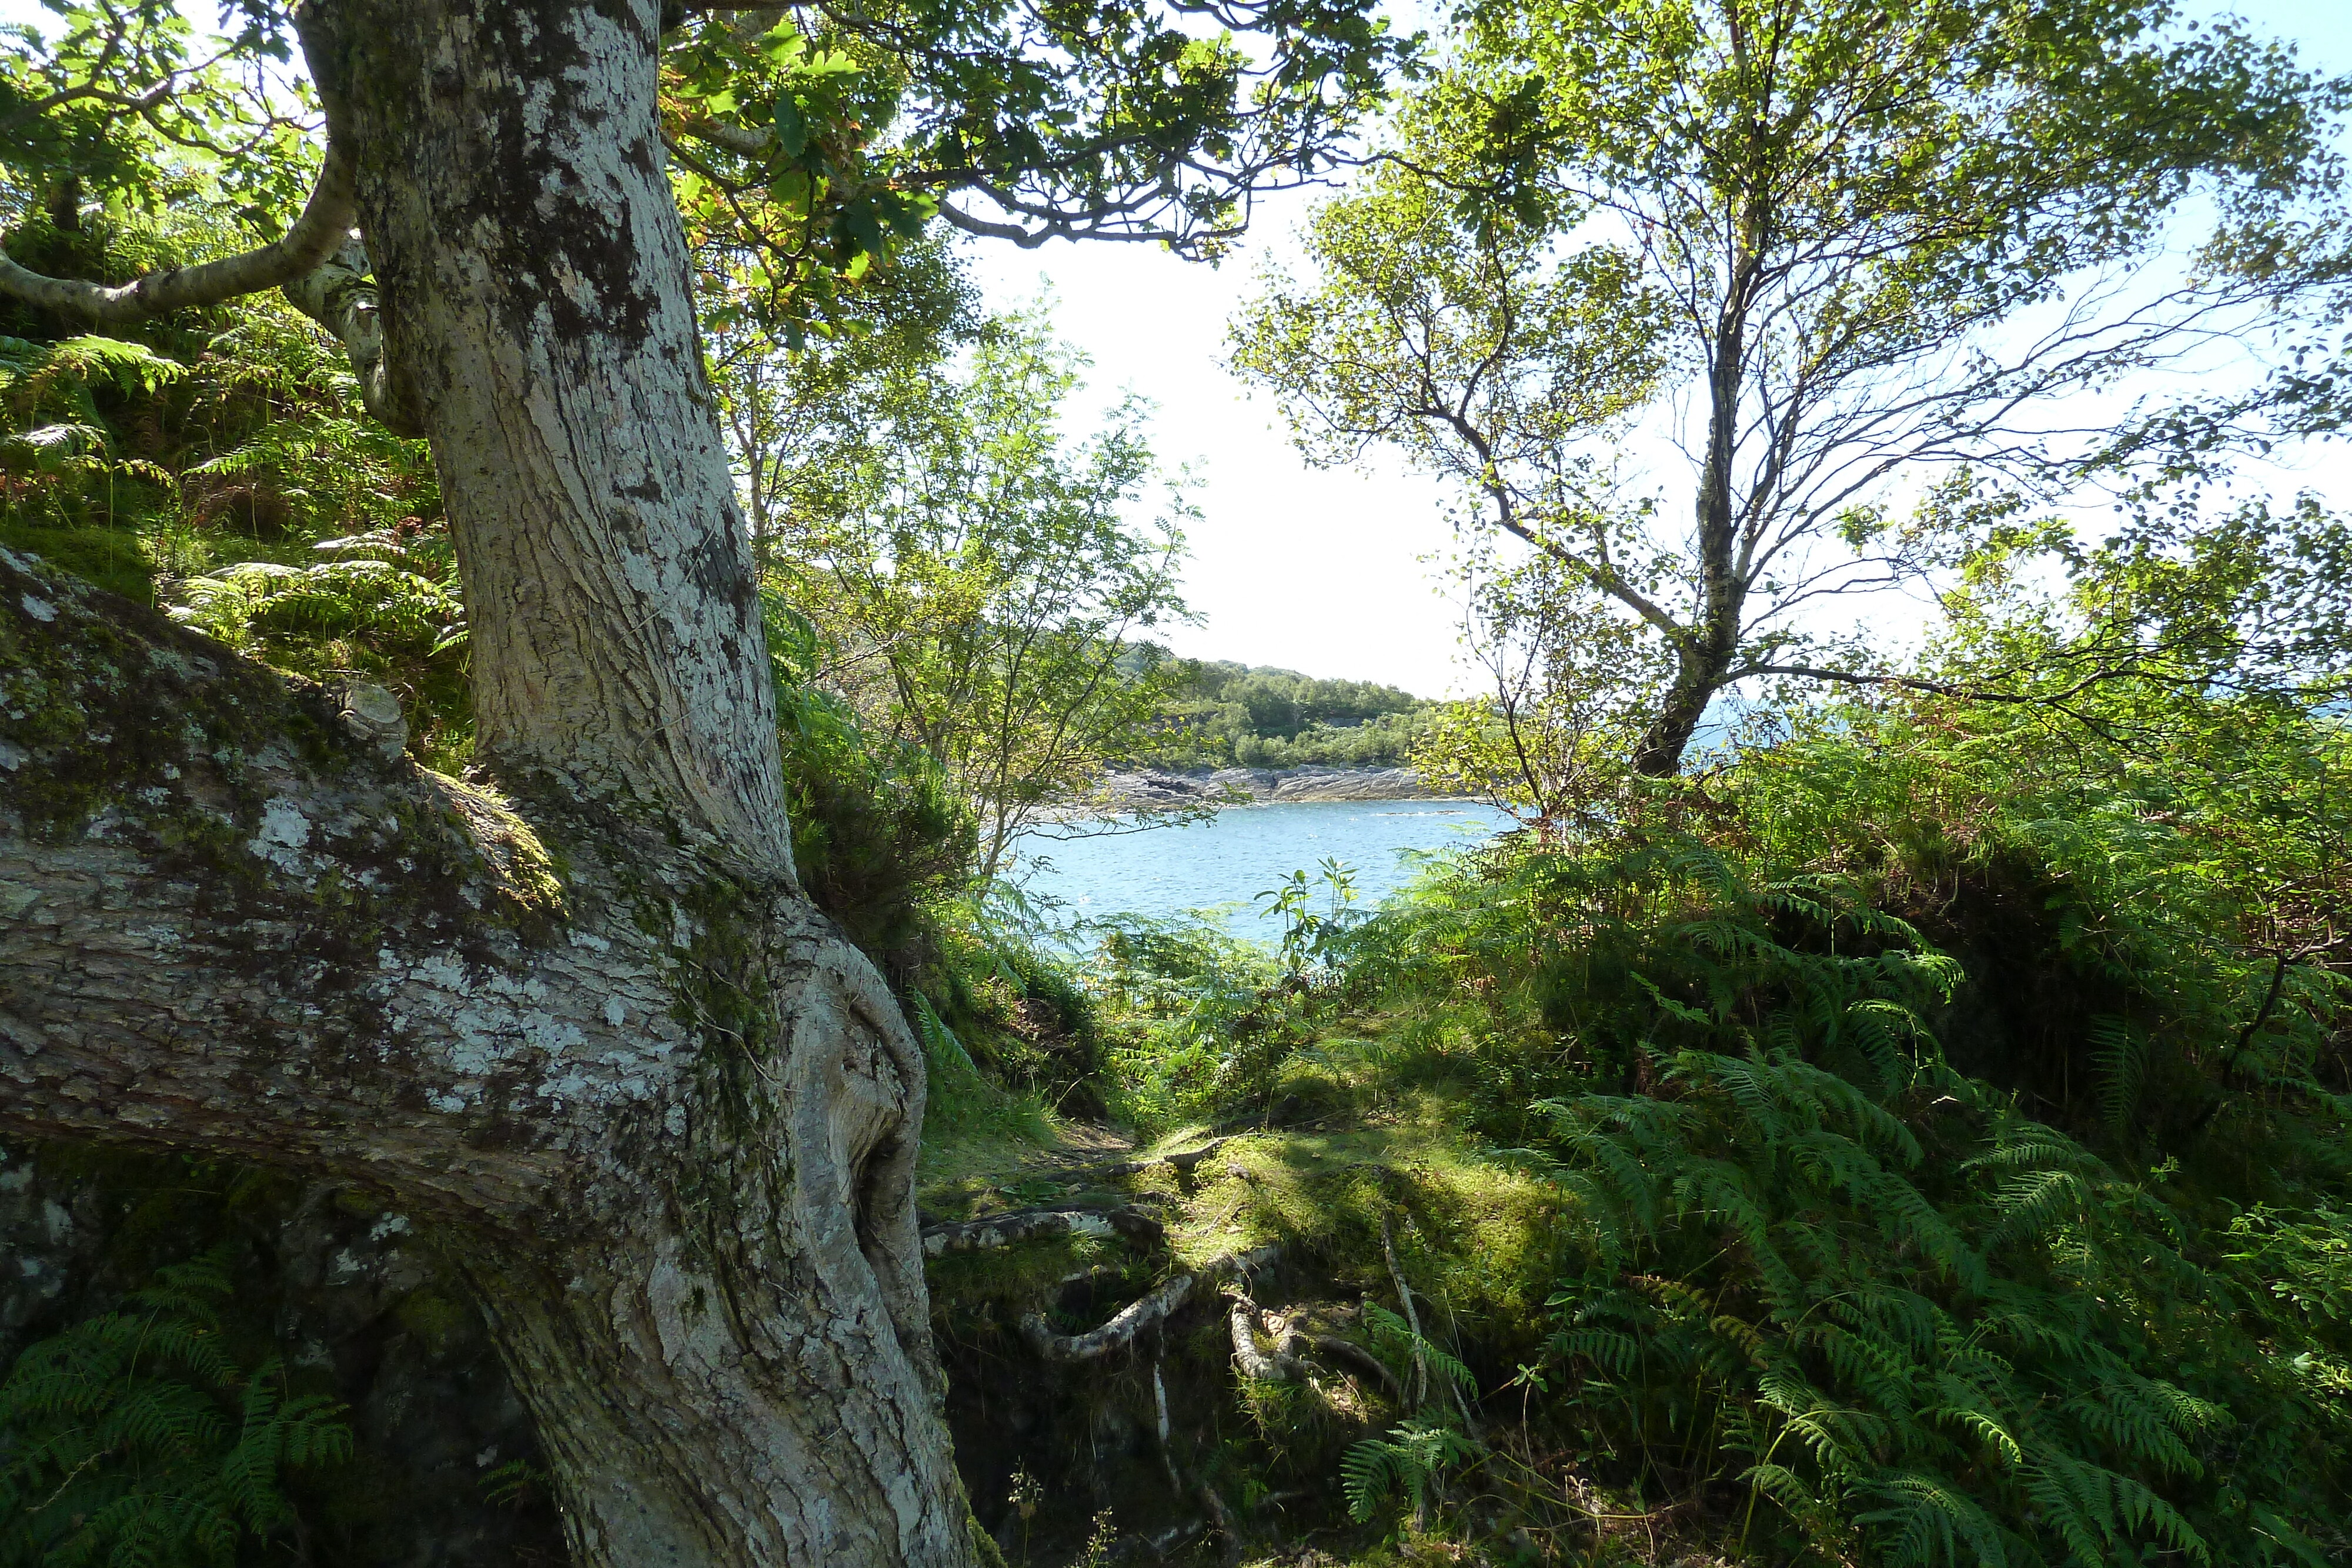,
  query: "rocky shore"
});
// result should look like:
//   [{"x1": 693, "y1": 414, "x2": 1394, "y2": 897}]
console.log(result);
[{"x1": 1095, "y1": 764, "x2": 1459, "y2": 807}]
